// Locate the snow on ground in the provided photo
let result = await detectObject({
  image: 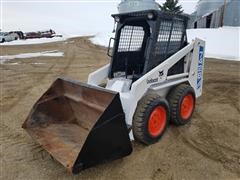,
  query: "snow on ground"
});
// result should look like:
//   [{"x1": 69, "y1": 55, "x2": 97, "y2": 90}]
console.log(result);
[
  {"x1": 1, "y1": 27, "x2": 239, "y2": 61},
  {"x1": 90, "y1": 31, "x2": 114, "y2": 47},
  {"x1": 0, "y1": 33, "x2": 97, "y2": 46},
  {"x1": 0, "y1": 50, "x2": 64, "y2": 63},
  {"x1": 187, "y1": 27, "x2": 240, "y2": 61},
  {"x1": 0, "y1": 37, "x2": 67, "y2": 46},
  {"x1": 90, "y1": 27, "x2": 240, "y2": 61}
]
